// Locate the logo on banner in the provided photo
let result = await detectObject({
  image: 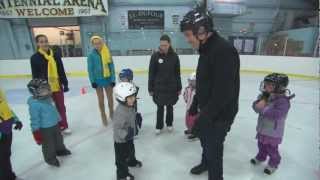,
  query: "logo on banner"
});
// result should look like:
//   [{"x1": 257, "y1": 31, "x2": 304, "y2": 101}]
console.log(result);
[{"x1": 0, "y1": 0, "x2": 108, "y2": 18}]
